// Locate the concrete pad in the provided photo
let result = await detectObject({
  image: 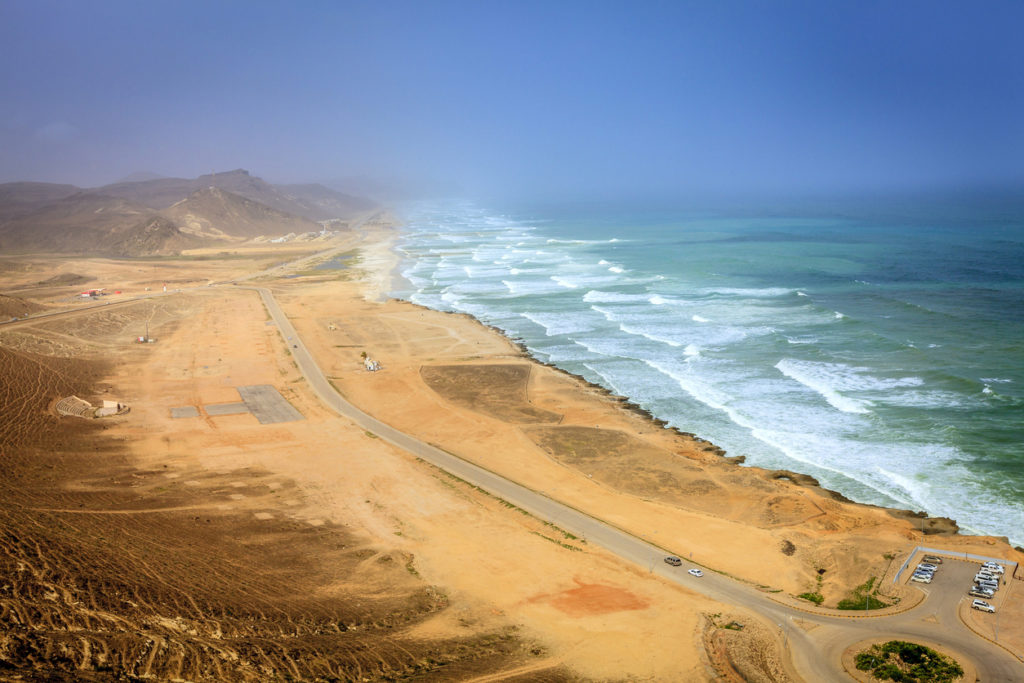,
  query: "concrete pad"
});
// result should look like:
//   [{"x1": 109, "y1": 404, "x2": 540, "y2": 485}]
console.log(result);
[
  {"x1": 204, "y1": 402, "x2": 250, "y2": 416},
  {"x1": 236, "y1": 385, "x2": 304, "y2": 424},
  {"x1": 170, "y1": 406, "x2": 199, "y2": 419}
]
